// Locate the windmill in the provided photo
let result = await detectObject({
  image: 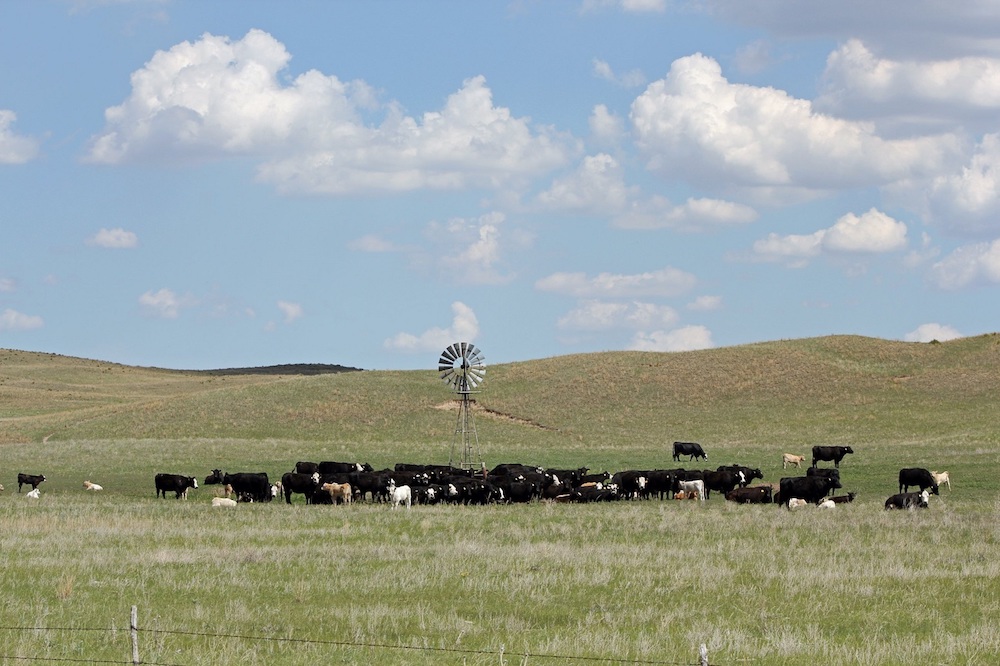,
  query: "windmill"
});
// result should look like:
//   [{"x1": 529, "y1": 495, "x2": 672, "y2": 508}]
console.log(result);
[{"x1": 438, "y1": 342, "x2": 486, "y2": 471}]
